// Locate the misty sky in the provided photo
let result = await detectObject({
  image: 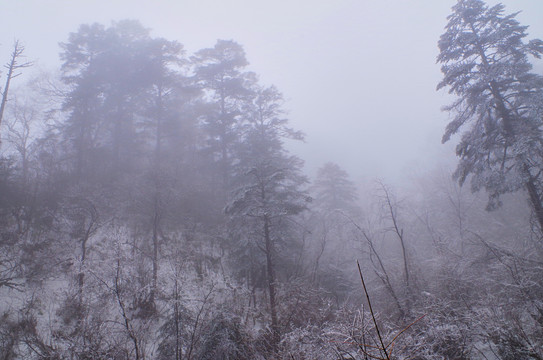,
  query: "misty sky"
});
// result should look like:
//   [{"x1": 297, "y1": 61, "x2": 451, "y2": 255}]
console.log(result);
[{"x1": 2, "y1": 0, "x2": 542, "y2": 184}]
